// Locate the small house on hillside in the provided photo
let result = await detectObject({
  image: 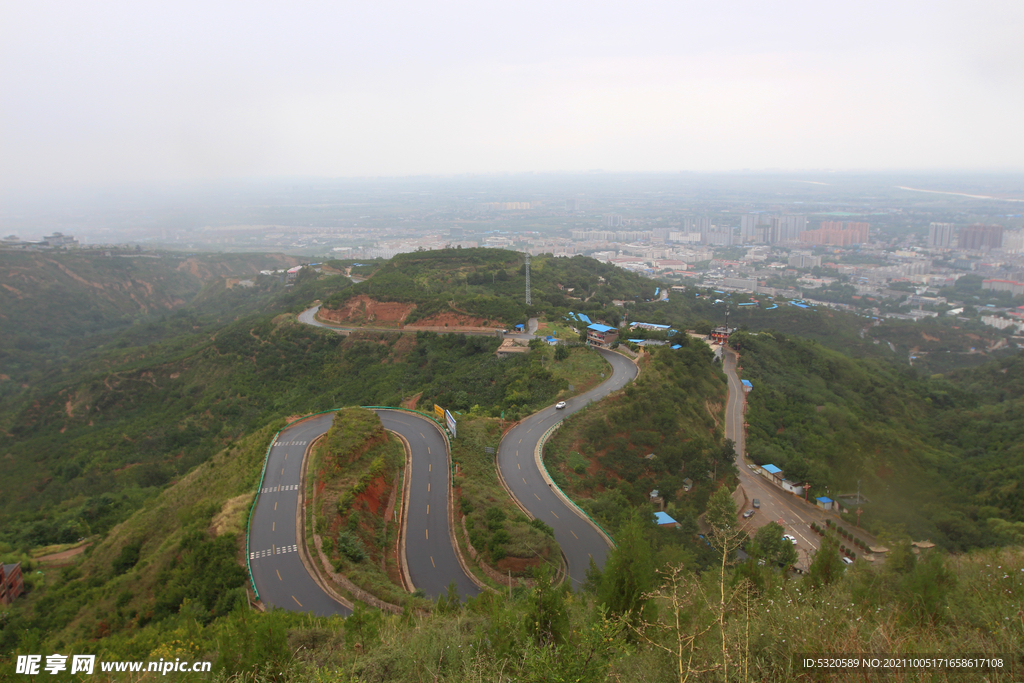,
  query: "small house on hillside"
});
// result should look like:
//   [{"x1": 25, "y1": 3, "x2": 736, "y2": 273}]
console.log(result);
[
  {"x1": 654, "y1": 512, "x2": 681, "y2": 528},
  {"x1": 495, "y1": 339, "x2": 530, "y2": 359},
  {"x1": 0, "y1": 562, "x2": 23, "y2": 605},
  {"x1": 586, "y1": 323, "x2": 618, "y2": 348},
  {"x1": 815, "y1": 496, "x2": 834, "y2": 511}
]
